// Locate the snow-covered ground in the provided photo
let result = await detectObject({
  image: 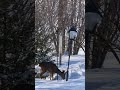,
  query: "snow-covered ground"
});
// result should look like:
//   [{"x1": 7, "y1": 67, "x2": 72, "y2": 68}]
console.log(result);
[
  {"x1": 86, "y1": 52, "x2": 120, "y2": 90},
  {"x1": 35, "y1": 48, "x2": 85, "y2": 90}
]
